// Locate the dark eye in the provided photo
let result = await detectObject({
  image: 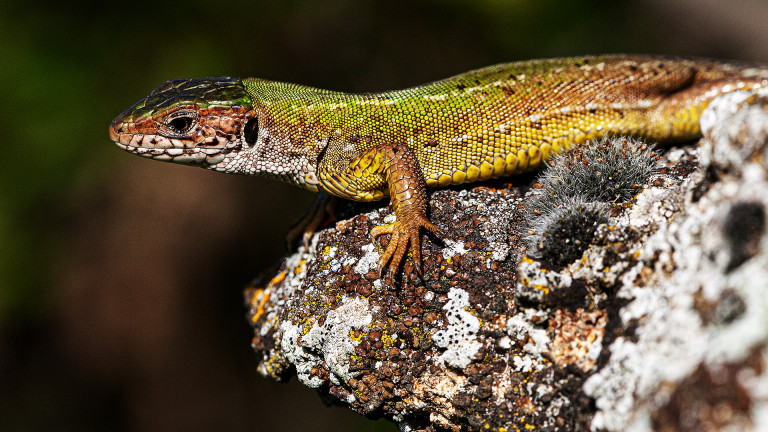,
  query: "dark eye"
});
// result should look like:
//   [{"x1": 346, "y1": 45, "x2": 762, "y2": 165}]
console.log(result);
[
  {"x1": 243, "y1": 117, "x2": 259, "y2": 145},
  {"x1": 164, "y1": 111, "x2": 197, "y2": 135},
  {"x1": 169, "y1": 116, "x2": 192, "y2": 132}
]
